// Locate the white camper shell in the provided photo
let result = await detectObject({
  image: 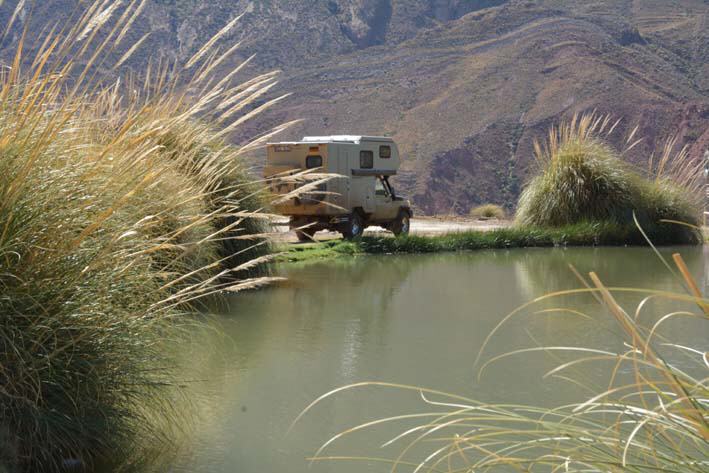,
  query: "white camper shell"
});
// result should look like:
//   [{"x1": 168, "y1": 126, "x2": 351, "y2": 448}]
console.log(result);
[{"x1": 265, "y1": 136, "x2": 412, "y2": 240}]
